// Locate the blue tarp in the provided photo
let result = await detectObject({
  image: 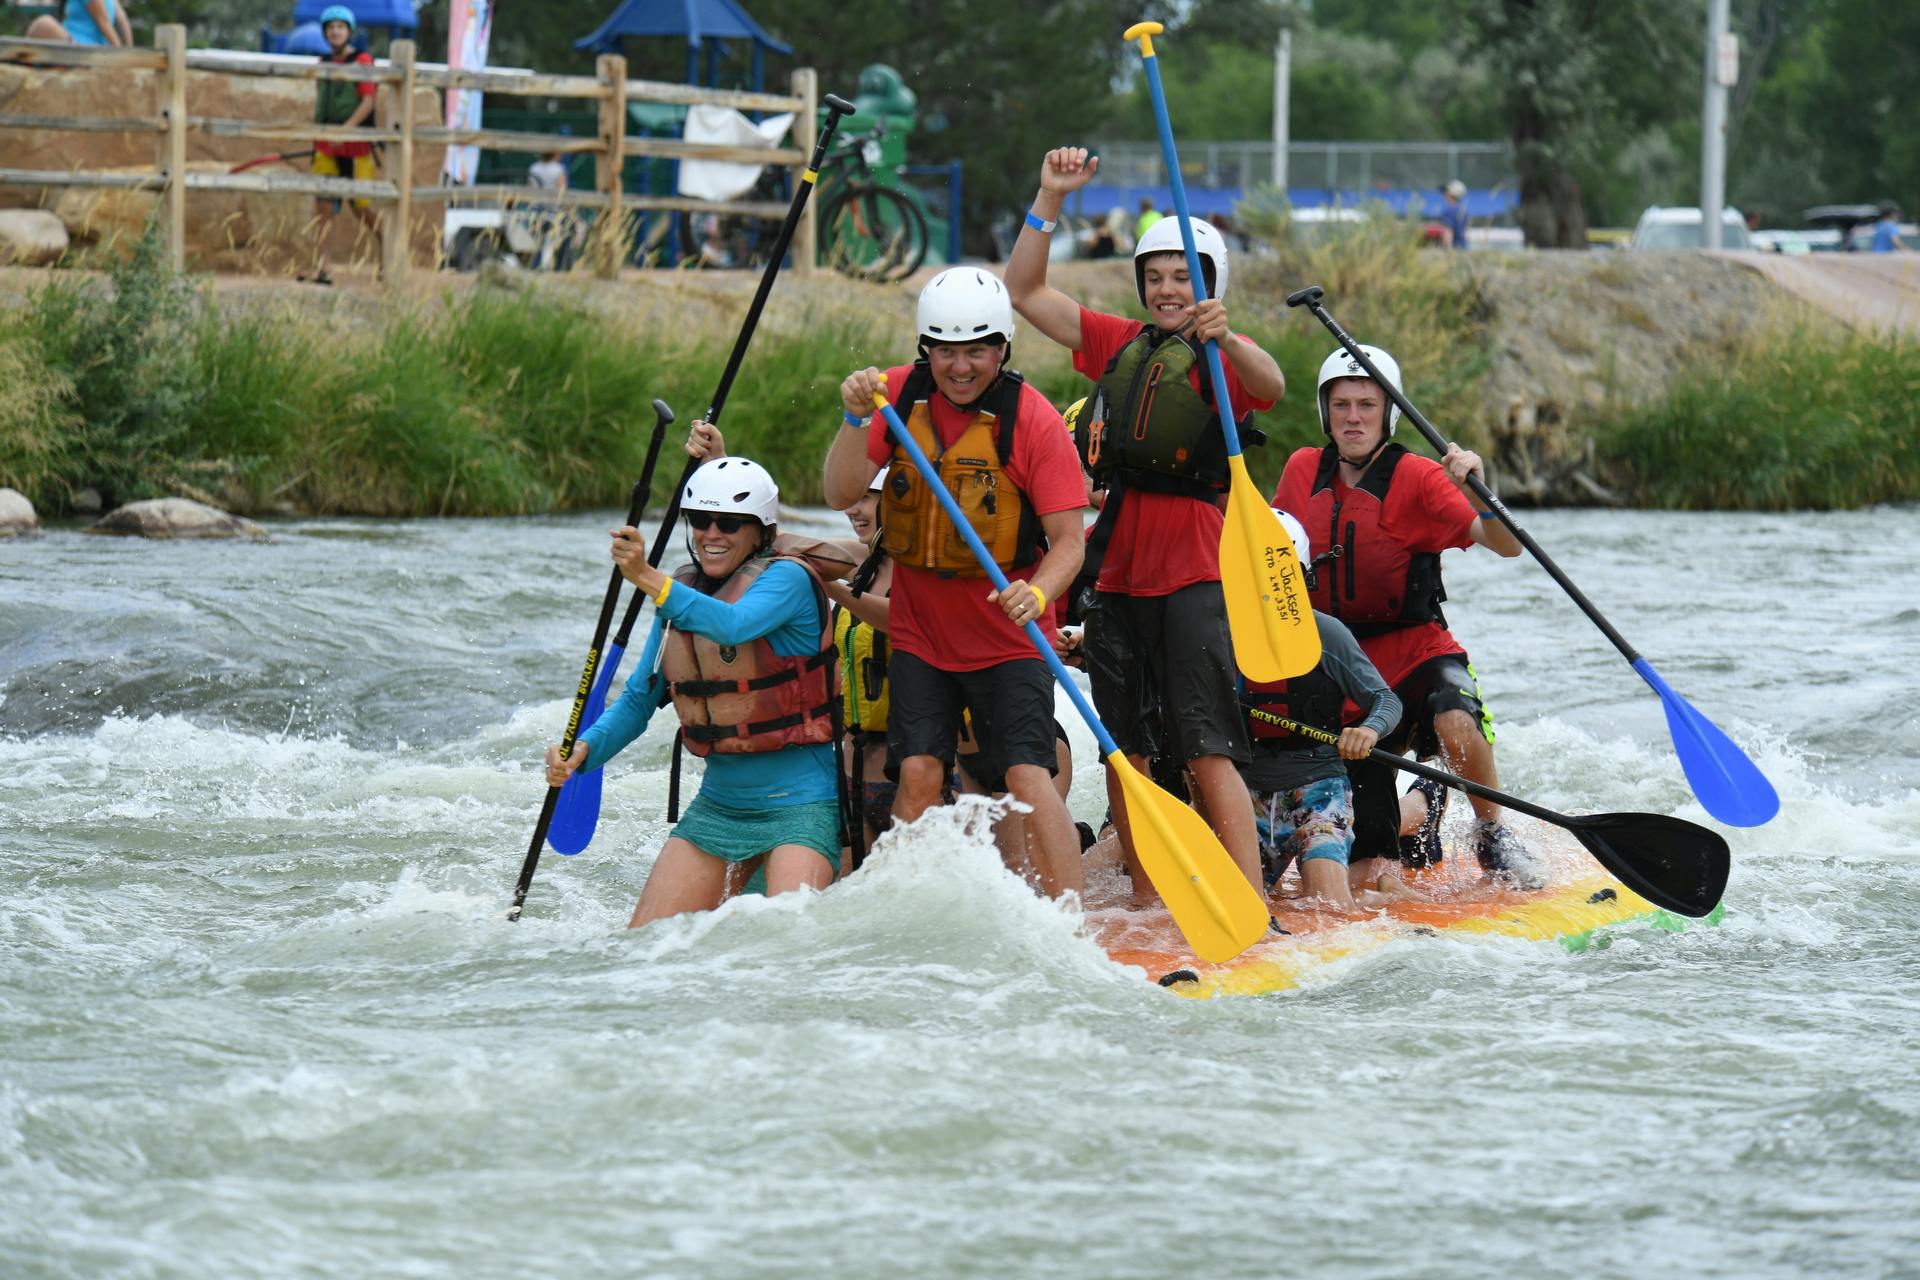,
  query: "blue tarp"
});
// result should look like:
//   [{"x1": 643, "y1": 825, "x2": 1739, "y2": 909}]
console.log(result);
[
  {"x1": 270, "y1": 20, "x2": 333, "y2": 54},
  {"x1": 1075, "y1": 184, "x2": 1517, "y2": 221},
  {"x1": 576, "y1": 0, "x2": 791, "y2": 54},
  {"x1": 292, "y1": 0, "x2": 418, "y2": 31}
]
